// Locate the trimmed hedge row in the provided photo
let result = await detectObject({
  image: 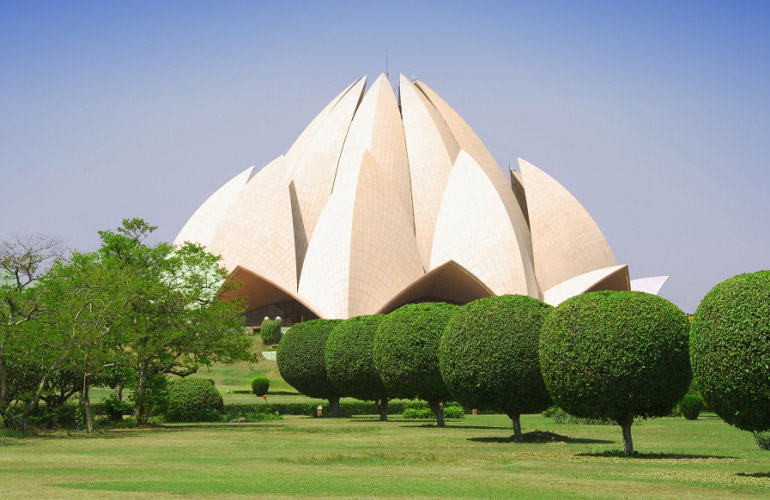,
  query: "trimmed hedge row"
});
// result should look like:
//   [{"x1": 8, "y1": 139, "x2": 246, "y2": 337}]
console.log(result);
[{"x1": 223, "y1": 400, "x2": 466, "y2": 418}]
